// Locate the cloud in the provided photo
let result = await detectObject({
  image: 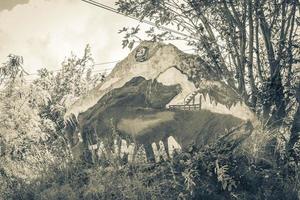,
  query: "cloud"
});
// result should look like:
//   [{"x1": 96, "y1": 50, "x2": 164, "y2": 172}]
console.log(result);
[
  {"x1": 0, "y1": 0, "x2": 30, "y2": 11},
  {"x1": 0, "y1": 0, "x2": 137, "y2": 73},
  {"x1": 0, "y1": 0, "x2": 189, "y2": 75}
]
